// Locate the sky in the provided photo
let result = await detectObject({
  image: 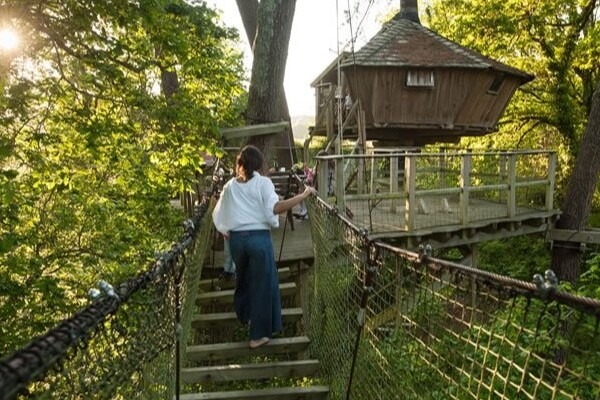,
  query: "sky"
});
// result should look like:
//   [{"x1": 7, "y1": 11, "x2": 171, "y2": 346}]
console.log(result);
[{"x1": 207, "y1": 1, "x2": 396, "y2": 117}]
